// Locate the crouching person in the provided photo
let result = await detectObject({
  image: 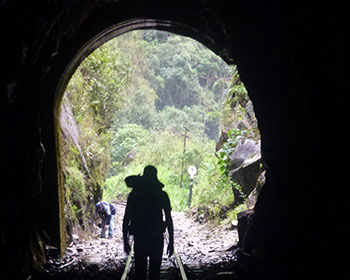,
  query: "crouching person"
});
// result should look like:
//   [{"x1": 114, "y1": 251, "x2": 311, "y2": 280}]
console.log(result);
[{"x1": 96, "y1": 201, "x2": 116, "y2": 239}]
